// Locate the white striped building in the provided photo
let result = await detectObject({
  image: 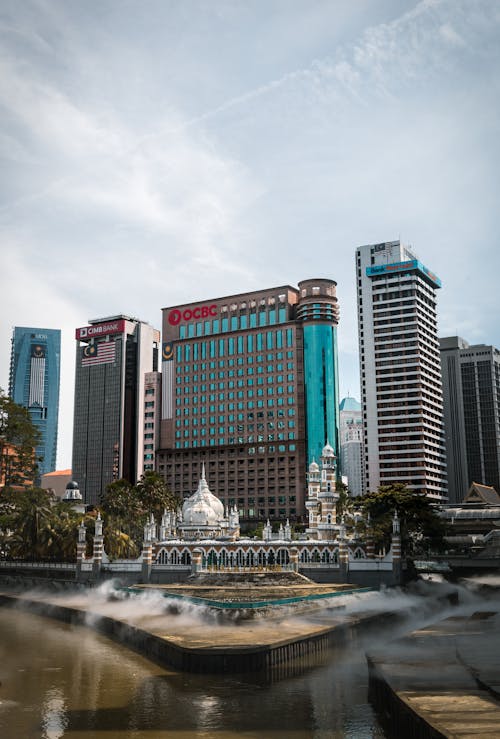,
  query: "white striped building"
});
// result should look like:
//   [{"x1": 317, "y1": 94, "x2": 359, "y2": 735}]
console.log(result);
[{"x1": 356, "y1": 241, "x2": 447, "y2": 500}]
